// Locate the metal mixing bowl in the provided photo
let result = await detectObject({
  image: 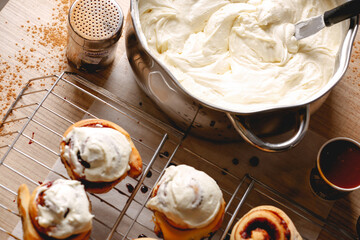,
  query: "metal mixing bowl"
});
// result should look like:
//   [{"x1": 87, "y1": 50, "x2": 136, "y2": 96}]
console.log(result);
[{"x1": 125, "y1": 0, "x2": 358, "y2": 152}]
